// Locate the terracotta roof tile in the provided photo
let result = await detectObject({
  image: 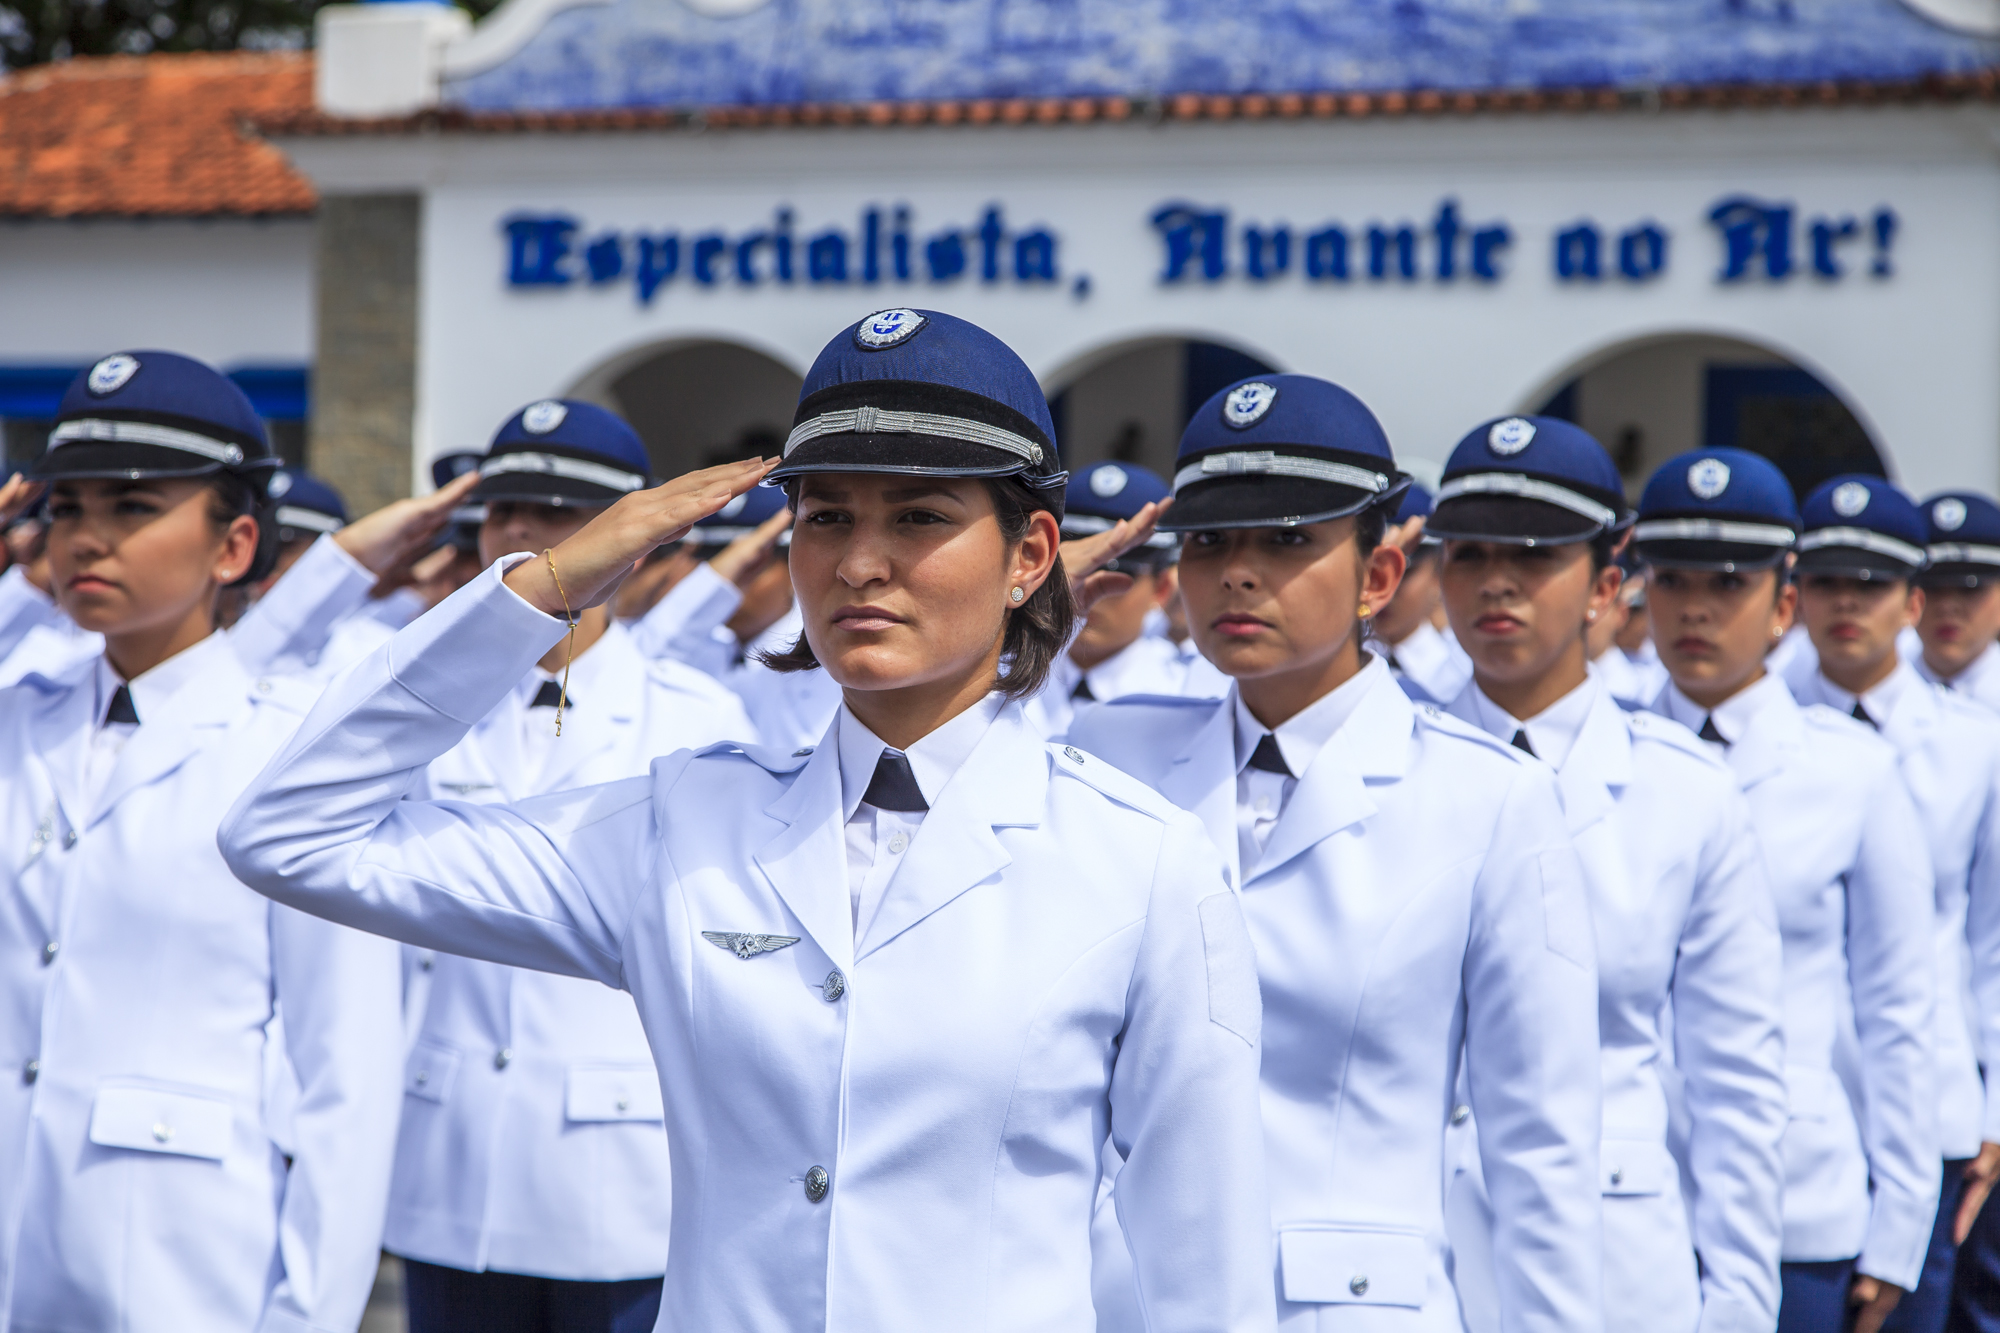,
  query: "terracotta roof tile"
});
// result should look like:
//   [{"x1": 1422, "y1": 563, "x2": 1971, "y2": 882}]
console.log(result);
[{"x1": 0, "y1": 52, "x2": 316, "y2": 219}]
